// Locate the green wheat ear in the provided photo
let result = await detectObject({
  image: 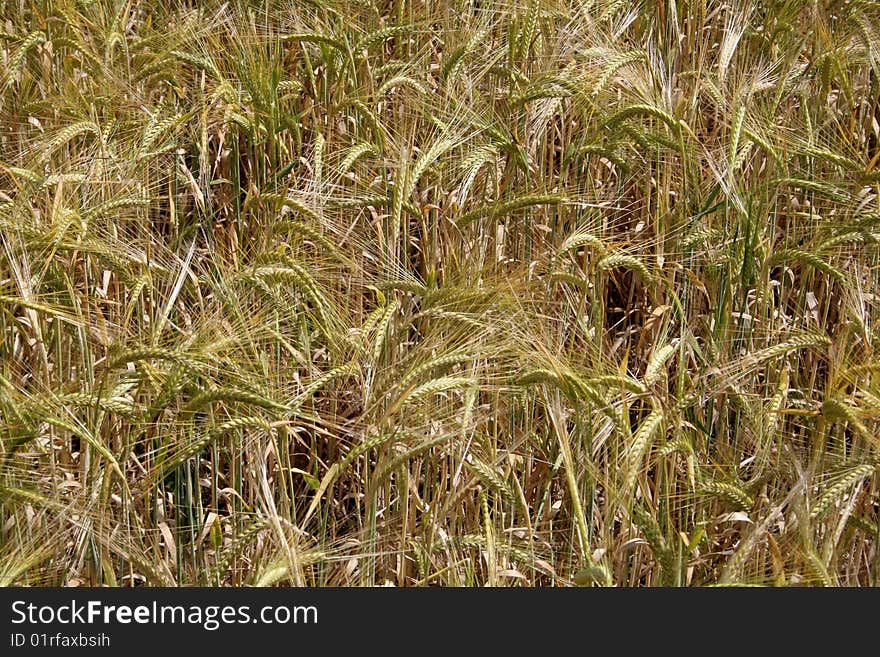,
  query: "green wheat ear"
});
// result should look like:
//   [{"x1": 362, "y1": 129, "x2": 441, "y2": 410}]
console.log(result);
[
  {"x1": 573, "y1": 563, "x2": 612, "y2": 587},
  {"x1": 4, "y1": 30, "x2": 45, "y2": 87}
]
